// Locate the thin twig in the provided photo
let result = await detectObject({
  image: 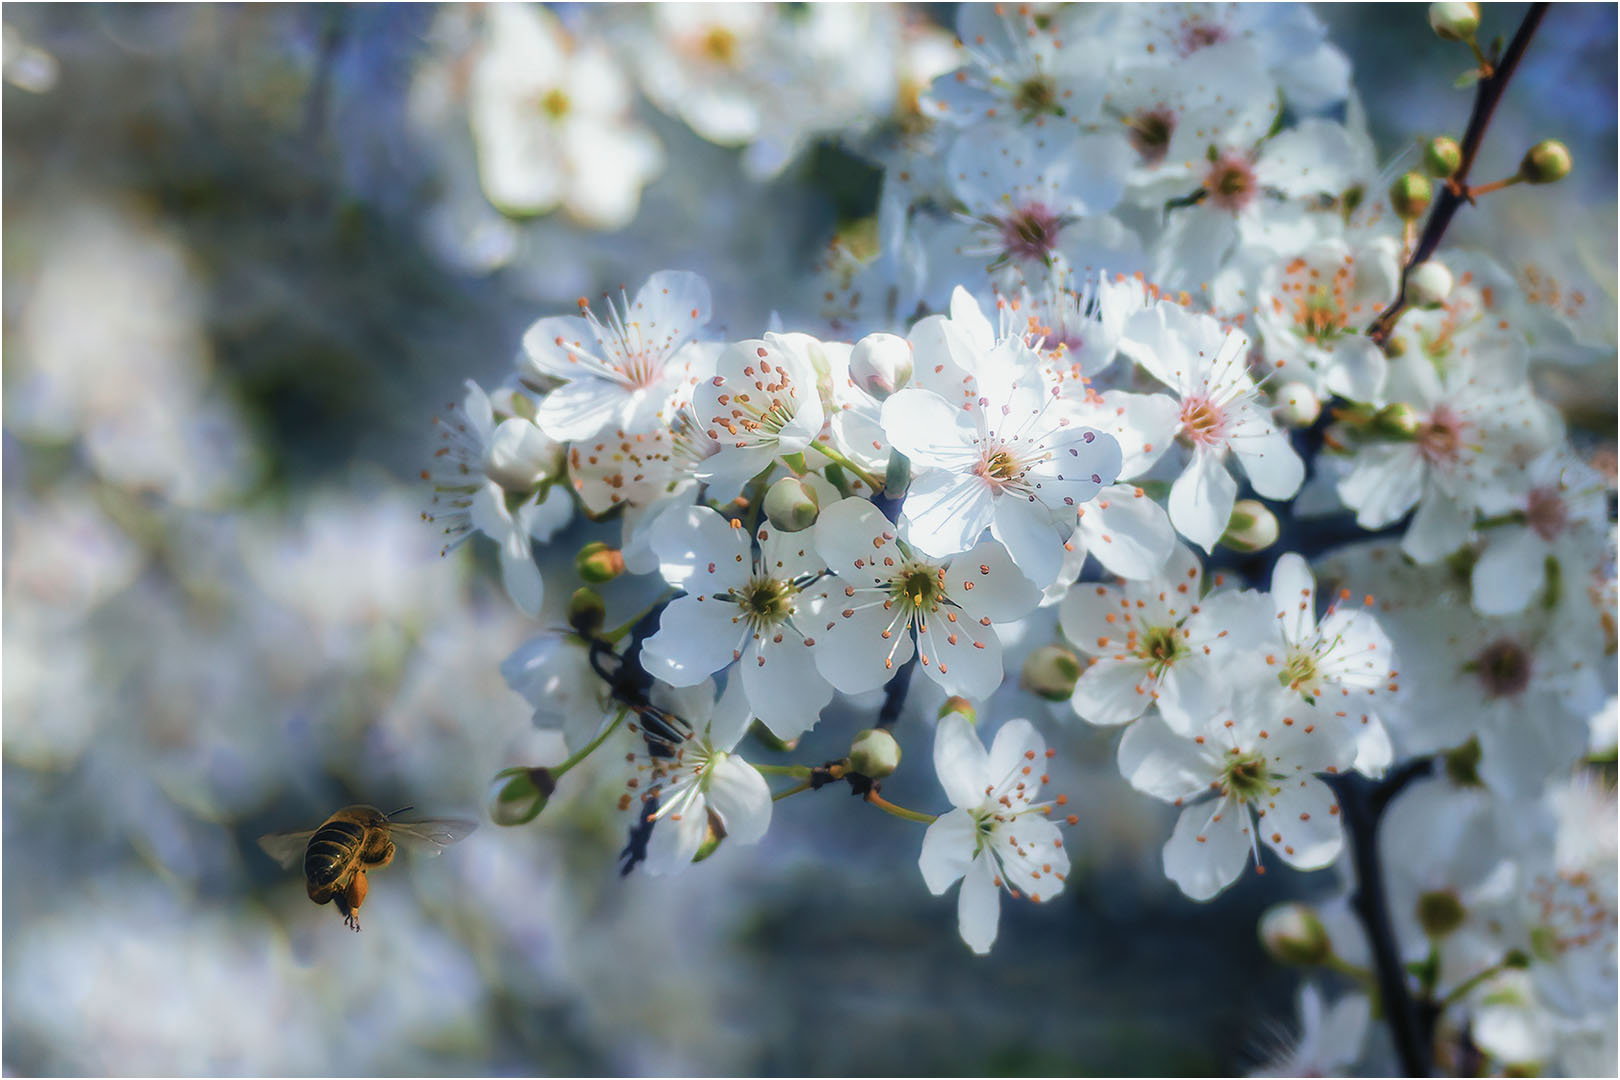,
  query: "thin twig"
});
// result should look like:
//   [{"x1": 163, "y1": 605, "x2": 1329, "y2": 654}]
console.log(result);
[{"x1": 1366, "y1": 3, "x2": 1550, "y2": 345}]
